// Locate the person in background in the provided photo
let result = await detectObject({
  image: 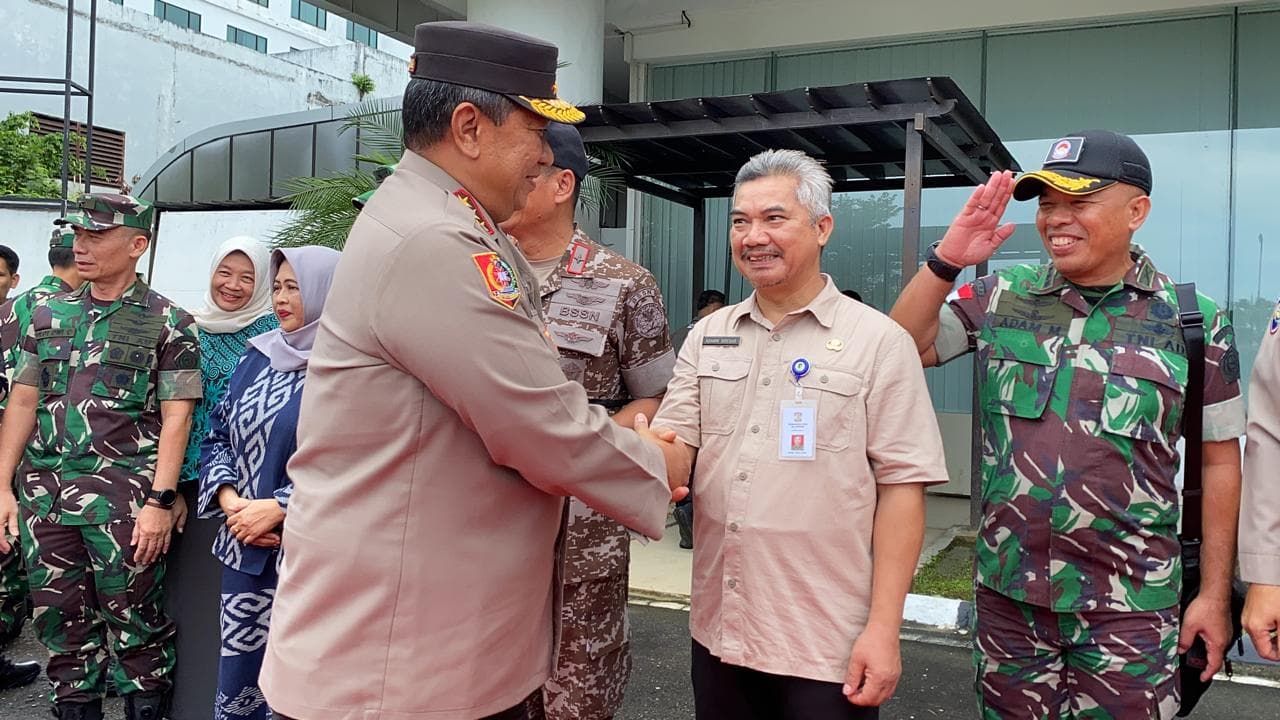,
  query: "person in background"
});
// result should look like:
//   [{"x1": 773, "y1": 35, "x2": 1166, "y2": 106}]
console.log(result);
[
  {"x1": 0, "y1": 194, "x2": 202, "y2": 720},
  {"x1": 501, "y1": 123, "x2": 676, "y2": 720},
  {"x1": 0, "y1": 246, "x2": 19, "y2": 303},
  {"x1": 199, "y1": 246, "x2": 339, "y2": 720},
  {"x1": 167, "y1": 236, "x2": 277, "y2": 717},
  {"x1": 0, "y1": 231, "x2": 76, "y2": 690}
]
